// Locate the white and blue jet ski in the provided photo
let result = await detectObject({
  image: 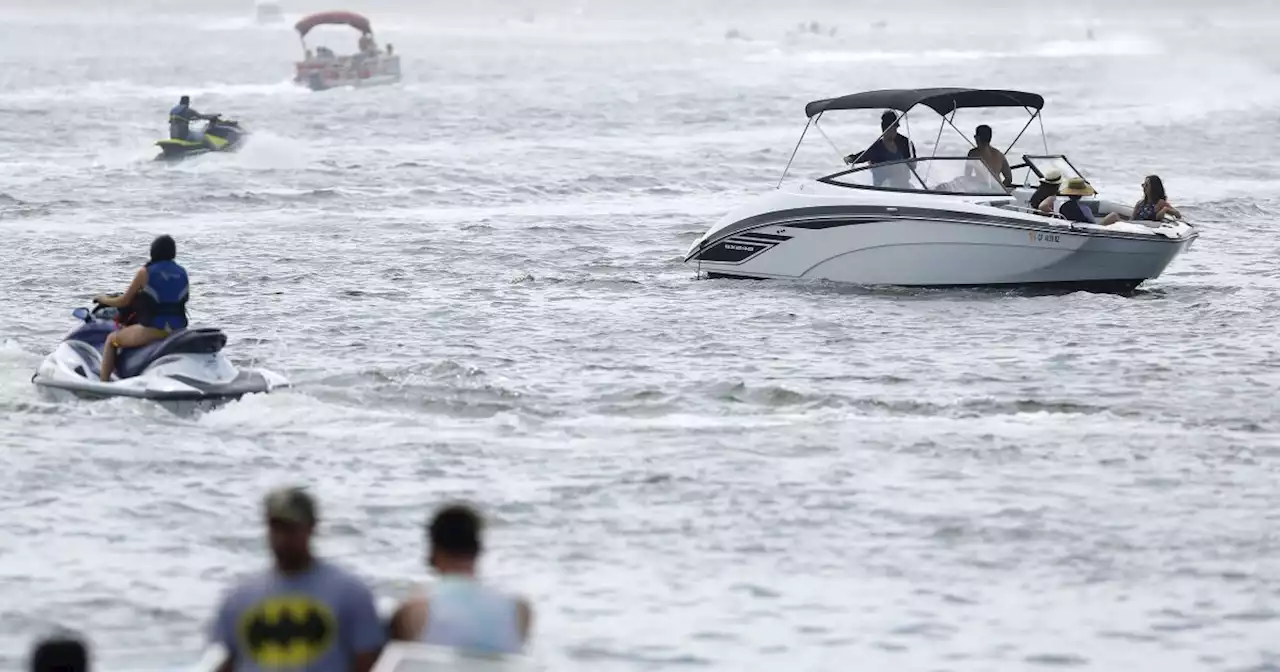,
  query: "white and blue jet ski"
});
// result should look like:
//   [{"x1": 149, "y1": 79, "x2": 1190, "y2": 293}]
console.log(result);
[{"x1": 32, "y1": 302, "x2": 288, "y2": 404}]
